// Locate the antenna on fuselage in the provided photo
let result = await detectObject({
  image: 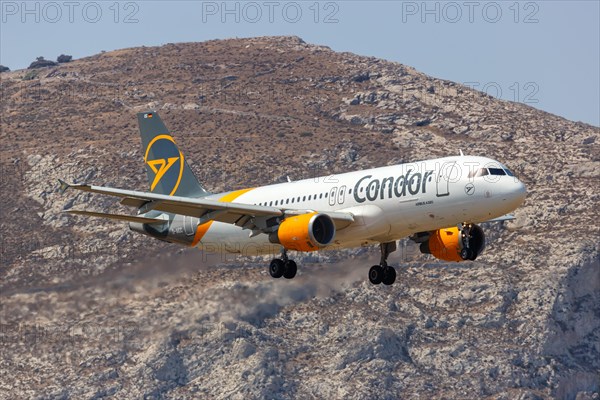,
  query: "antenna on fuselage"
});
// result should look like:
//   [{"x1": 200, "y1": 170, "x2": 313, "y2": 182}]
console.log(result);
[{"x1": 459, "y1": 149, "x2": 464, "y2": 157}]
